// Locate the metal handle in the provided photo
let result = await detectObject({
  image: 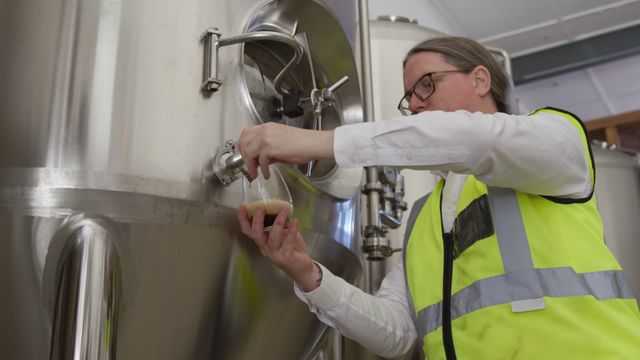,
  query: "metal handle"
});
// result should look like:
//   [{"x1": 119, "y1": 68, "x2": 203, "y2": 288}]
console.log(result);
[
  {"x1": 201, "y1": 27, "x2": 223, "y2": 92},
  {"x1": 327, "y1": 75, "x2": 349, "y2": 93},
  {"x1": 201, "y1": 28, "x2": 305, "y2": 94},
  {"x1": 305, "y1": 75, "x2": 350, "y2": 176}
]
